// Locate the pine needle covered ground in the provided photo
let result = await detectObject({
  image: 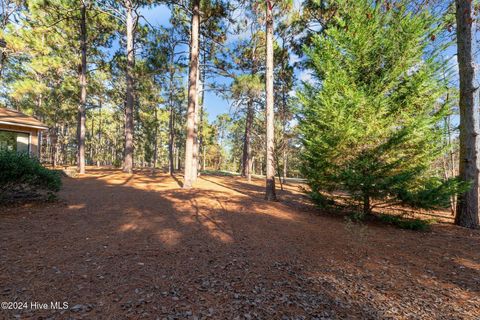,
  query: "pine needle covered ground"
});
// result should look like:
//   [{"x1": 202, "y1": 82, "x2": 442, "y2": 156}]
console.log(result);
[{"x1": 1, "y1": 168, "x2": 479, "y2": 319}]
